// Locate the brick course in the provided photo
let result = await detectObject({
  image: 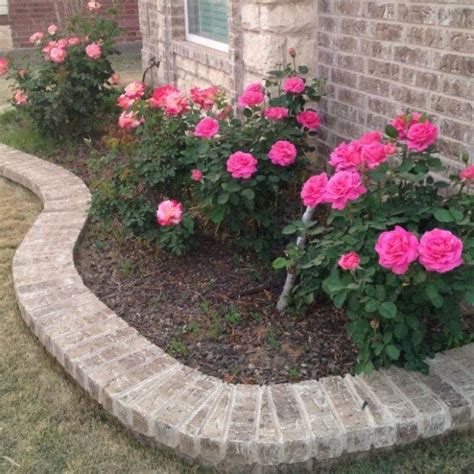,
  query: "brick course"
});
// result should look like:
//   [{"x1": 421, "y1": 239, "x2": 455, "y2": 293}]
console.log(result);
[
  {"x1": 1, "y1": 146, "x2": 473, "y2": 471},
  {"x1": 7, "y1": 0, "x2": 140, "y2": 47}
]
